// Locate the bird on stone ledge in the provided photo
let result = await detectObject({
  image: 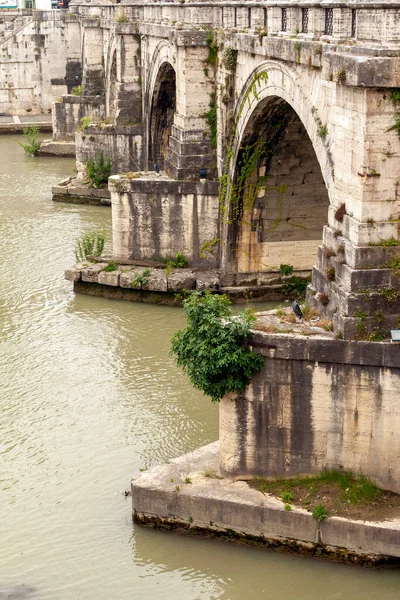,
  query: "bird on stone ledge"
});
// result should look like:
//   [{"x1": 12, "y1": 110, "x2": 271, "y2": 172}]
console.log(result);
[
  {"x1": 154, "y1": 163, "x2": 160, "y2": 176},
  {"x1": 292, "y1": 300, "x2": 303, "y2": 321}
]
